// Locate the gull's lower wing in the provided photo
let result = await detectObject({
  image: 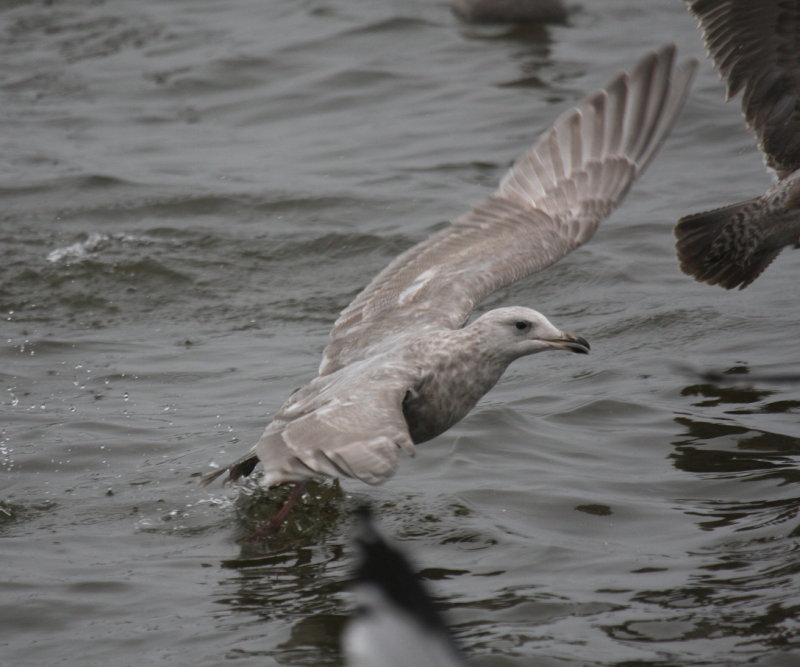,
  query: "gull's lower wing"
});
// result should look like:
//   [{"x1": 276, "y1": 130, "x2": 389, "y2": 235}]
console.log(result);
[{"x1": 320, "y1": 45, "x2": 697, "y2": 375}]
